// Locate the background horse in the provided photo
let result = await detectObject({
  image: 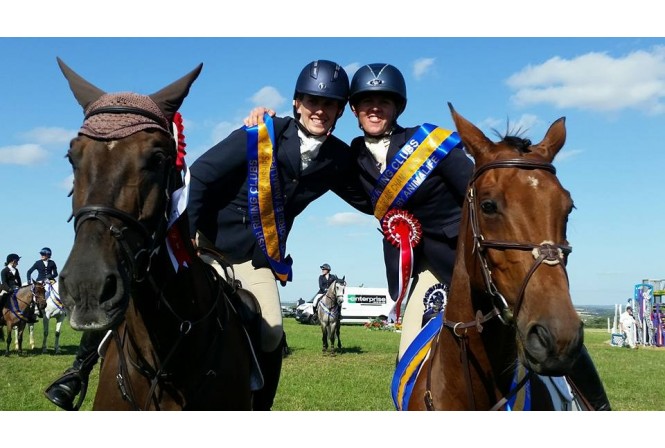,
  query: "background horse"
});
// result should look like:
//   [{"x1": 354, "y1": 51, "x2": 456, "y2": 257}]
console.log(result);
[
  {"x1": 403, "y1": 104, "x2": 586, "y2": 411},
  {"x1": 317, "y1": 276, "x2": 345, "y2": 353},
  {"x1": 1, "y1": 282, "x2": 46, "y2": 356},
  {"x1": 40, "y1": 282, "x2": 66, "y2": 354},
  {"x1": 55, "y1": 58, "x2": 256, "y2": 410}
]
